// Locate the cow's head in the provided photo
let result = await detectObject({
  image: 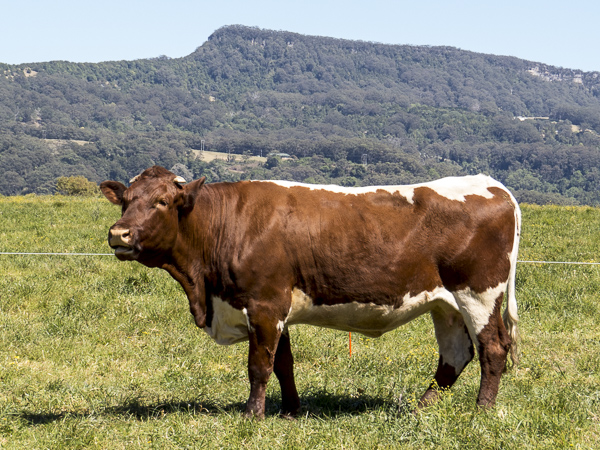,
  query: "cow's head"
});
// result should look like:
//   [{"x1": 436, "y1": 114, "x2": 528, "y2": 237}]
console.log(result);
[{"x1": 100, "y1": 166, "x2": 205, "y2": 267}]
